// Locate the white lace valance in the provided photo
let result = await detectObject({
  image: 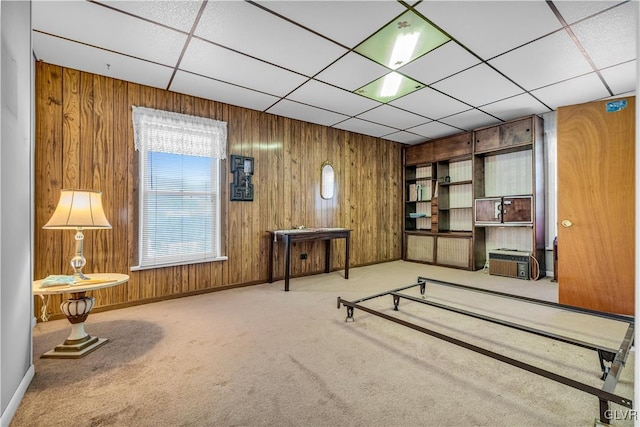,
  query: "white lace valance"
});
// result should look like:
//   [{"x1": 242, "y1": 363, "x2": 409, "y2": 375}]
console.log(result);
[{"x1": 132, "y1": 106, "x2": 227, "y2": 159}]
